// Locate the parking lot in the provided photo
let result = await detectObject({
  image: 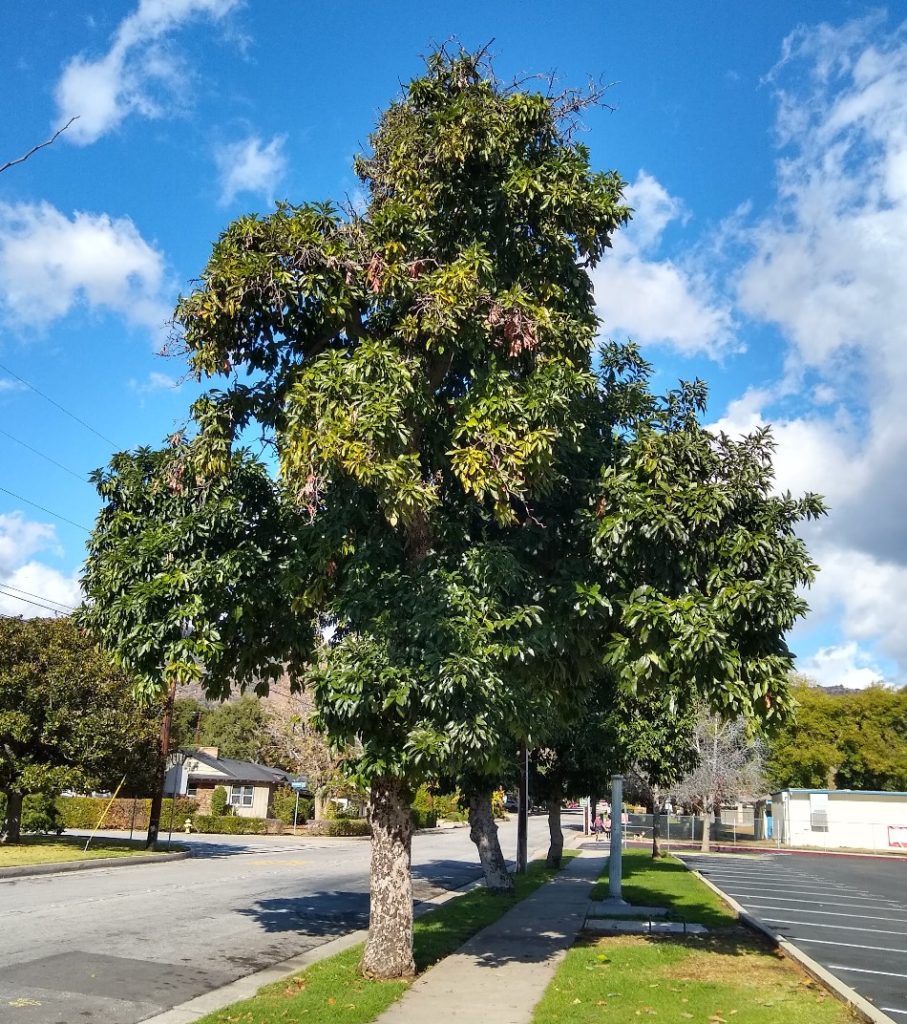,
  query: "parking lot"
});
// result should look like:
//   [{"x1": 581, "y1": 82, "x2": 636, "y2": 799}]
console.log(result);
[{"x1": 682, "y1": 851, "x2": 907, "y2": 1021}]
